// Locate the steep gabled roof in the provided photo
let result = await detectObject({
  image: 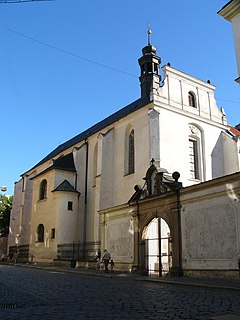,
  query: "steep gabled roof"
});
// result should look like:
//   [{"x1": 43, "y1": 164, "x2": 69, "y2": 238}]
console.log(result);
[
  {"x1": 52, "y1": 179, "x2": 80, "y2": 194},
  {"x1": 28, "y1": 97, "x2": 150, "y2": 172}
]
